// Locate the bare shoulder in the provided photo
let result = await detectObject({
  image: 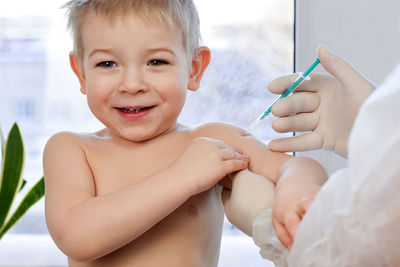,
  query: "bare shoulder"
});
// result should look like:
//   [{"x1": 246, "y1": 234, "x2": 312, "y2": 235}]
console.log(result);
[
  {"x1": 45, "y1": 131, "x2": 84, "y2": 145},
  {"x1": 44, "y1": 131, "x2": 89, "y2": 156},
  {"x1": 43, "y1": 131, "x2": 95, "y2": 173},
  {"x1": 43, "y1": 131, "x2": 98, "y2": 198},
  {"x1": 194, "y1": 122, "x2": 252, "y2": 142}
]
